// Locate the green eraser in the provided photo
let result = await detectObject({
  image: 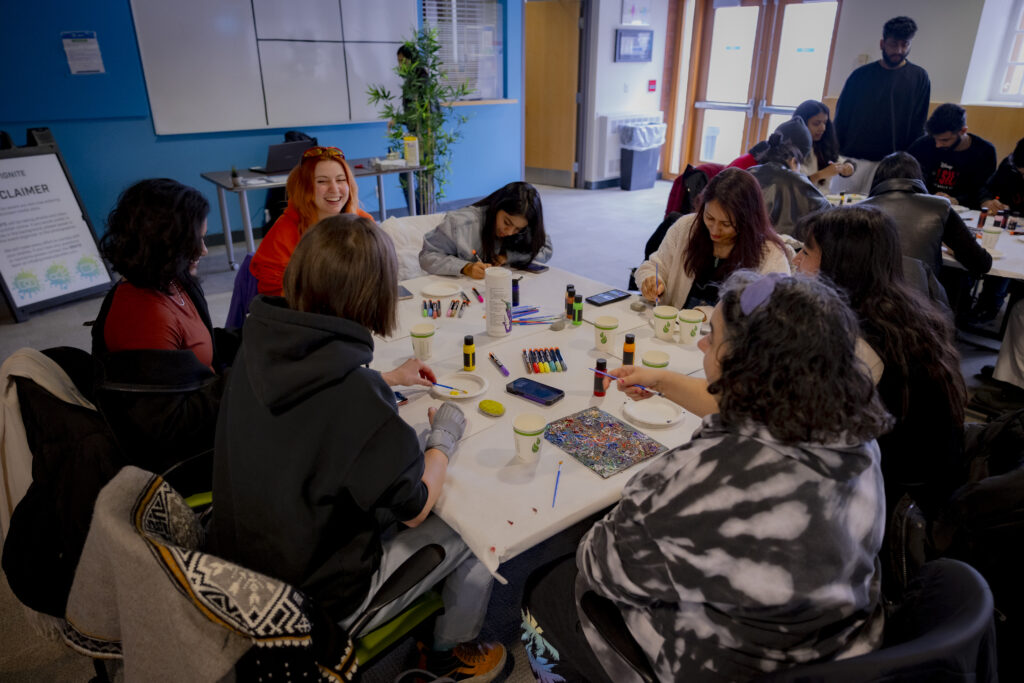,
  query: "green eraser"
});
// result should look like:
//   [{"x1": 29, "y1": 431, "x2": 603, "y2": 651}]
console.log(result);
[{"x1": 478, "y1": 399, "x2": 505, "y2": 417}]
